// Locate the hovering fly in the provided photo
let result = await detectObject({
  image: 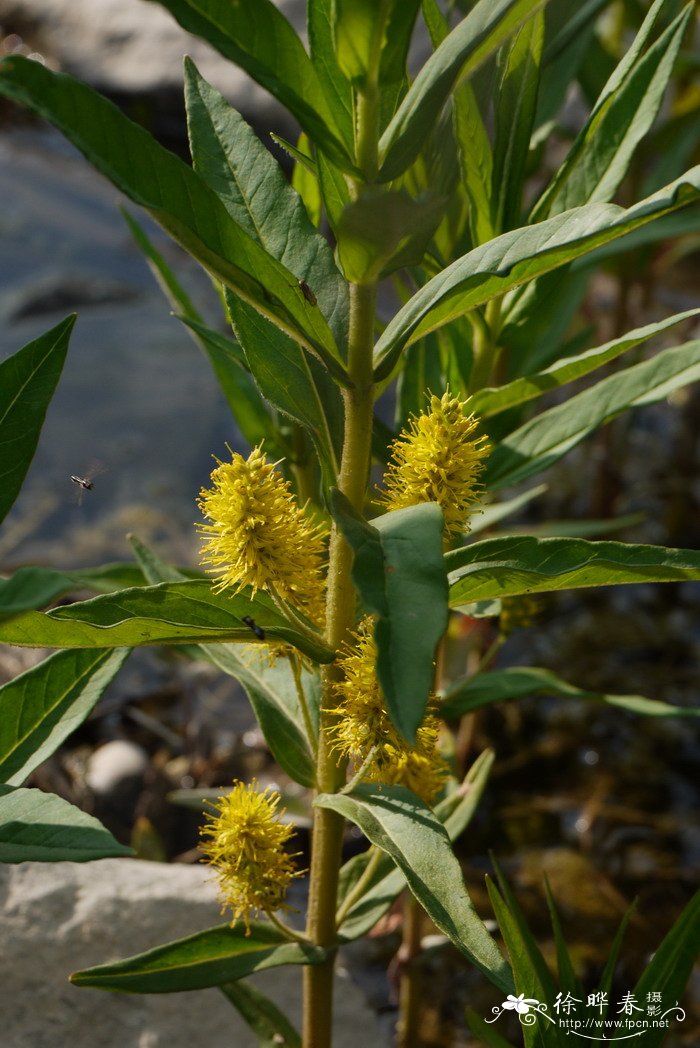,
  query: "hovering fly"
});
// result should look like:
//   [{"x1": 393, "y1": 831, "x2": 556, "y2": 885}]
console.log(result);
[{"x1": 70, "y1": 461, "x2": 107, "y2": 504}]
